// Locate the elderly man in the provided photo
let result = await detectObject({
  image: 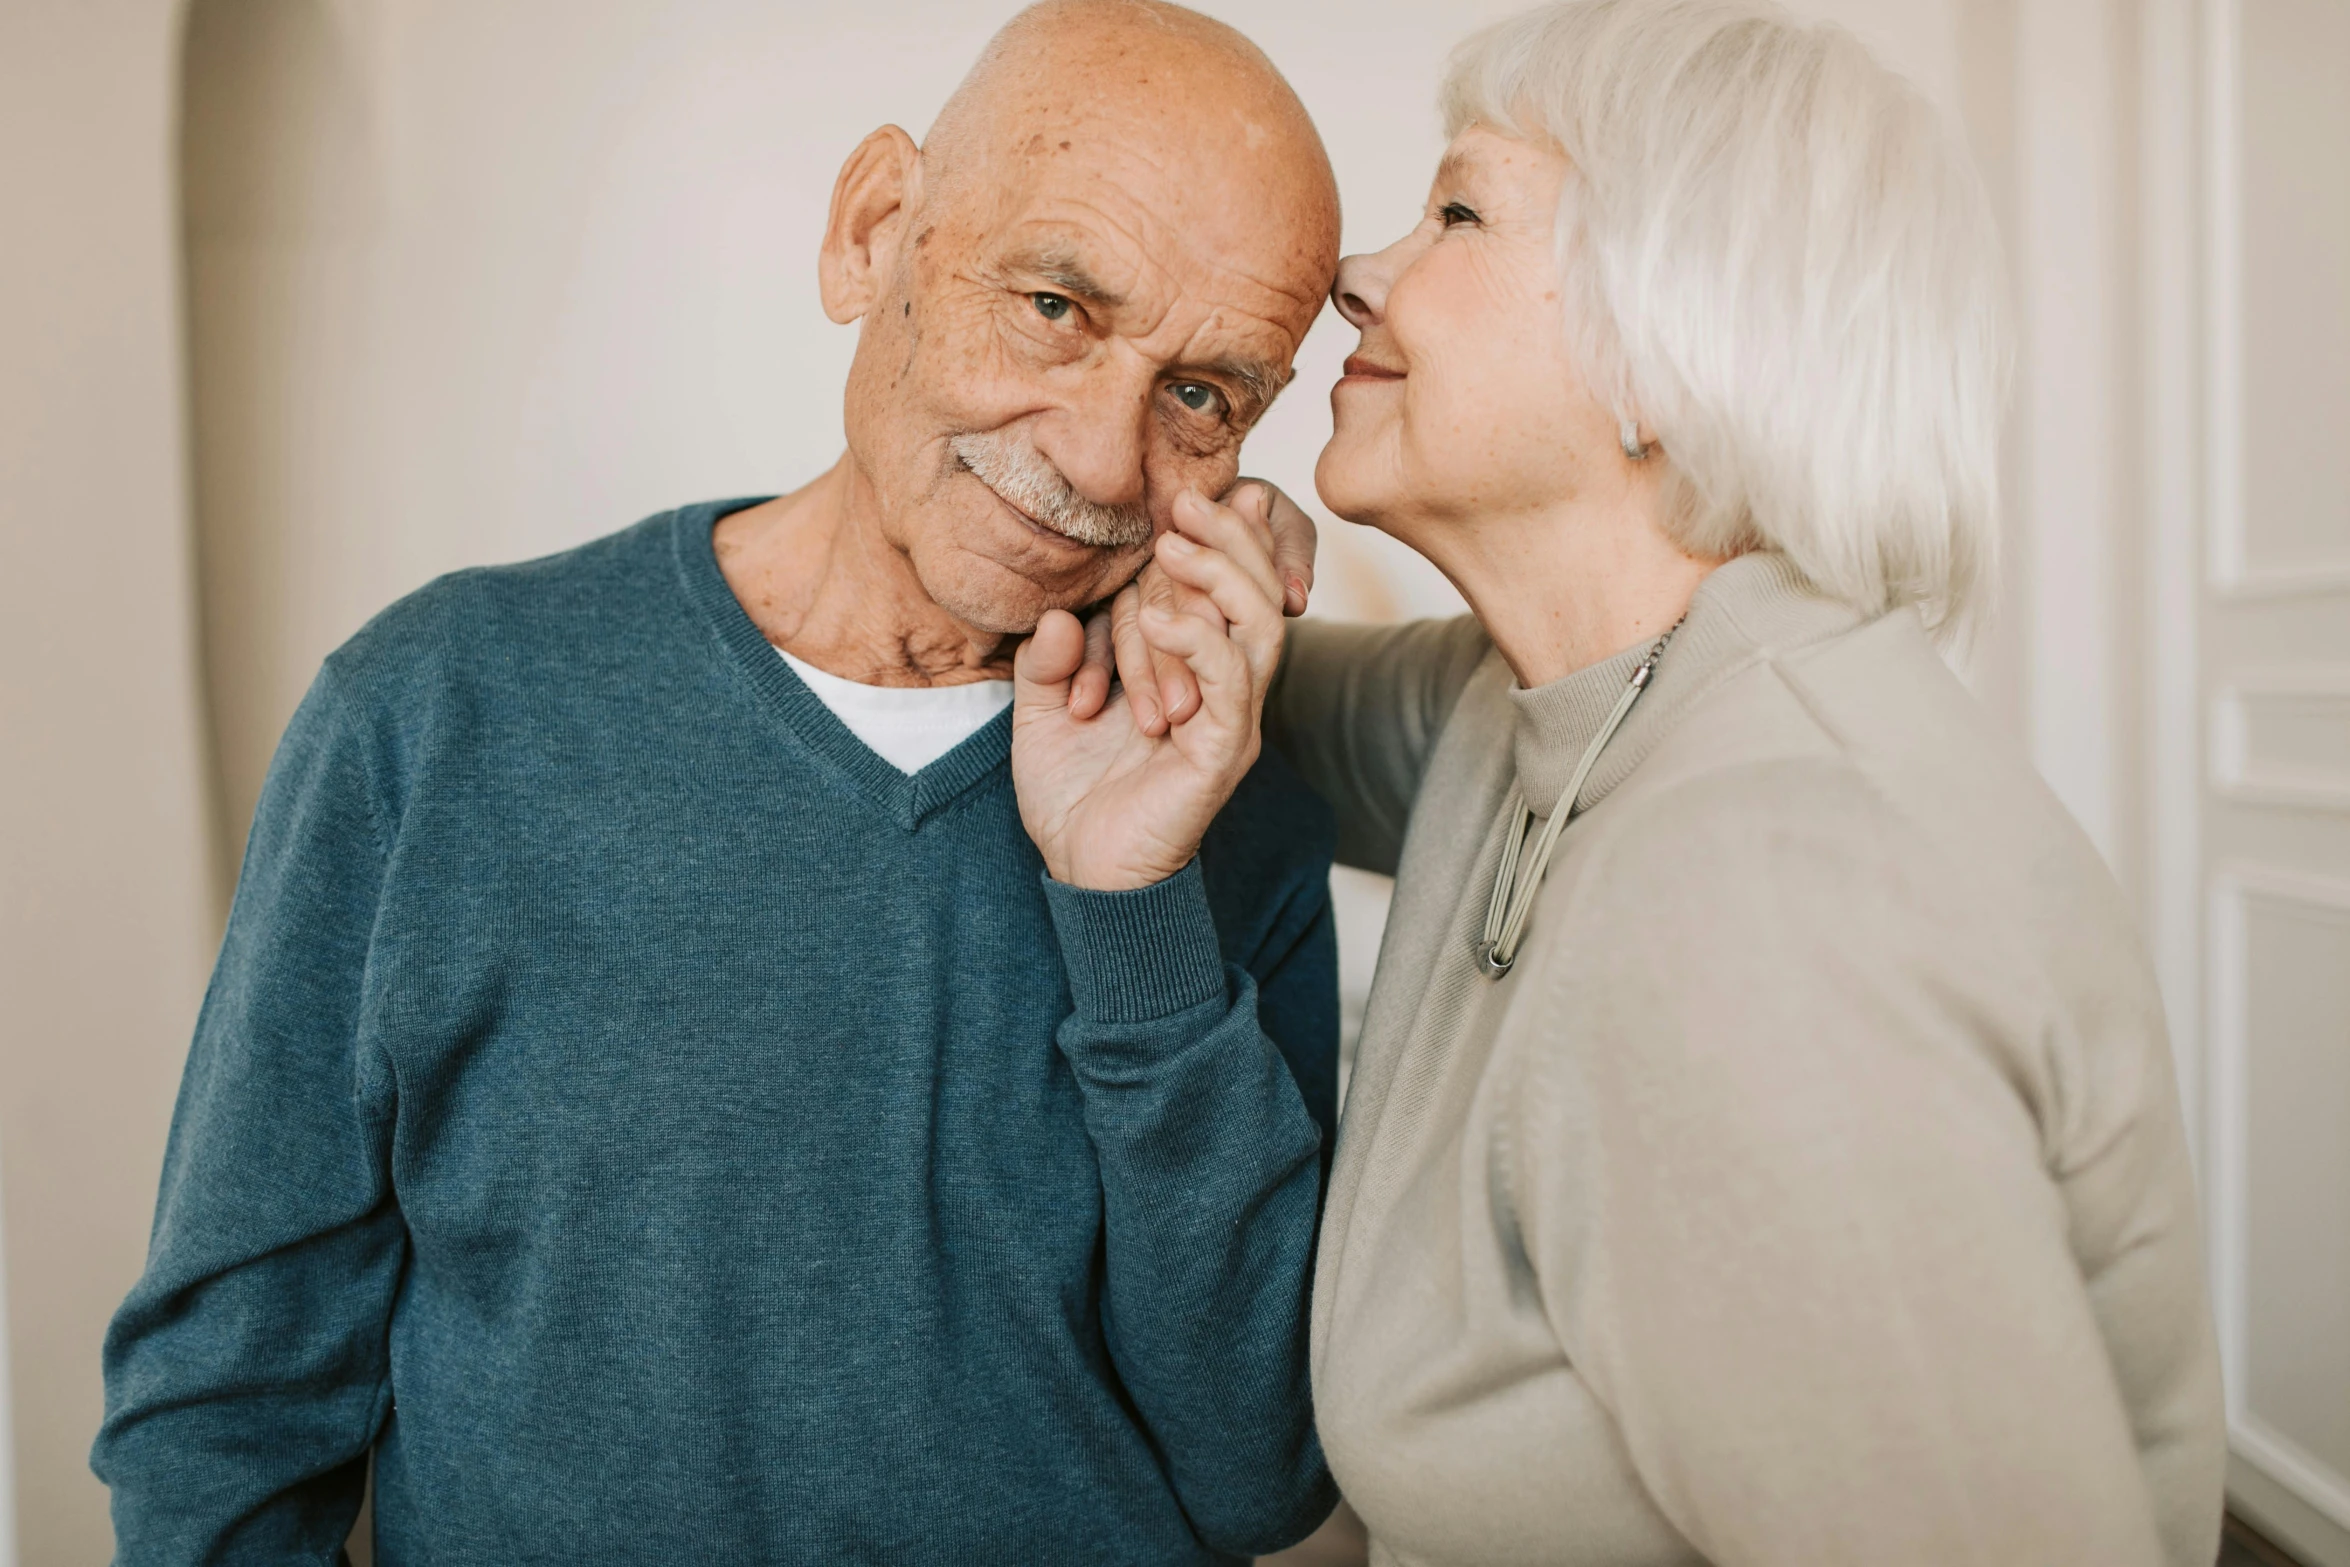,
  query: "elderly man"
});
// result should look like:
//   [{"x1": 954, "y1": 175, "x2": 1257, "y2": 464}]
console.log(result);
[{"x1": 93, "y1": 3, "x2": 1343, "y2": 1562}]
